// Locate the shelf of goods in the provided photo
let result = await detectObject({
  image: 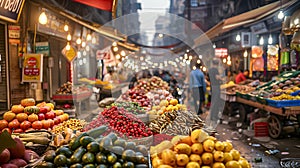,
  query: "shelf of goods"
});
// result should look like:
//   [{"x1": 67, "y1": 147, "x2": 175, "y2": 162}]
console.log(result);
[
  {"x1": 52, "y1": 82, "x2": 93, "y2": 116},
  {"x1": 234, "y1": 71, "x2": 300, "y2": 139}
]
